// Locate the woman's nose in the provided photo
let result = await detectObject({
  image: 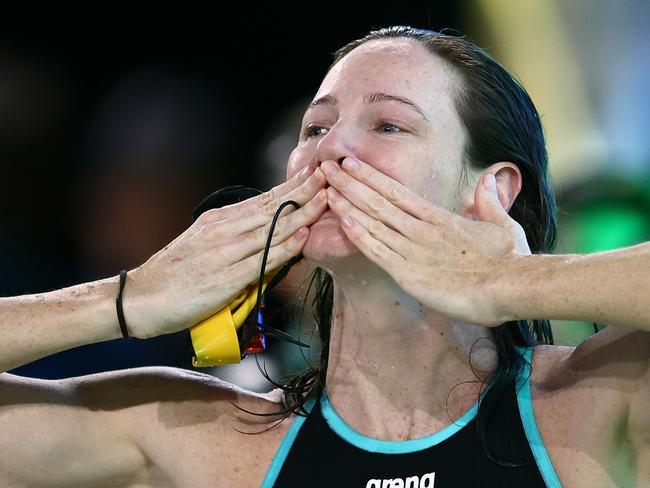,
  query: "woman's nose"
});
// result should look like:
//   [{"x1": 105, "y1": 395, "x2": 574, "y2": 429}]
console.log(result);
[
  {"x1": 317, "y1": 158, "x2": 345, "y2": 167},
  {"x1": 315, "y1": 122, "x2": 358, "y2": 165}
]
